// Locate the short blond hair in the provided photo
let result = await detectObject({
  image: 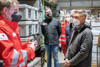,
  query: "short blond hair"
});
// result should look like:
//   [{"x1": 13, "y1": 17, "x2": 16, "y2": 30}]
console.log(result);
[
  {"x1": 76, "y1": 9, "x2": 85, "y2": 13},
  {"x1": 0, "y1": 0, "x2": 19, "y2": 14},
  {"x1": 71, "y1": 9, "x2": 77, "y2": 14},
  {"x1": 75, "y1": 9, "x2": 86, "y2": 18}
]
